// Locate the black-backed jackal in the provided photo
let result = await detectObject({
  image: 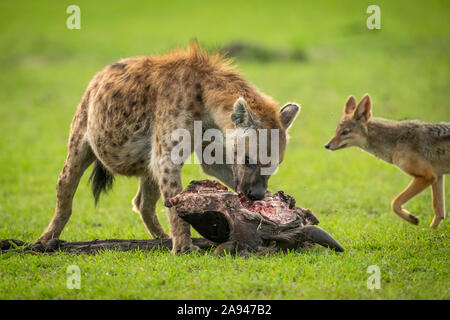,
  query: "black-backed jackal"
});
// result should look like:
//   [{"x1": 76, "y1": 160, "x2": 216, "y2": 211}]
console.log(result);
[{"x1": 326, "y1": 94, "x2": 449, "y2": 228}]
